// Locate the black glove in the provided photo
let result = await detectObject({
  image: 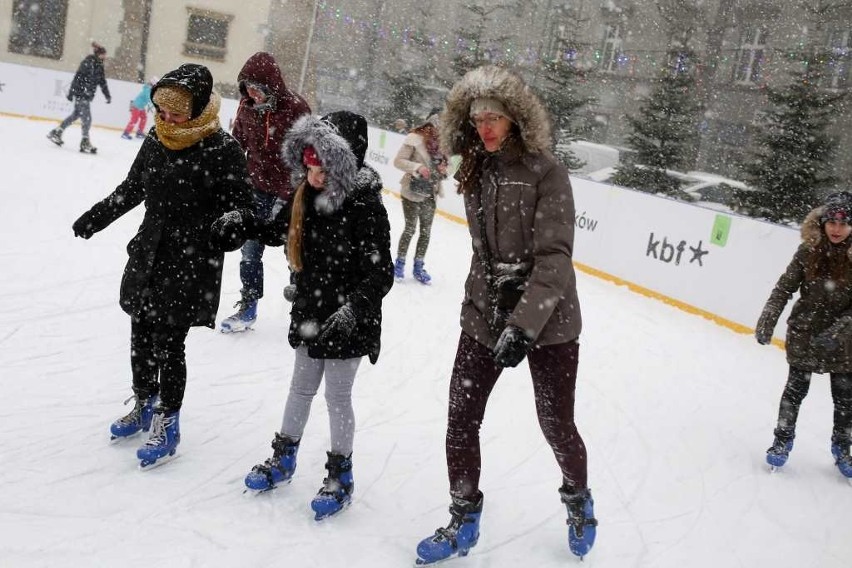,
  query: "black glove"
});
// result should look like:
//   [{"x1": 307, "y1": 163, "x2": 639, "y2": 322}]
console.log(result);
[
  {"x1": 209, "y1": 211, "x2": 246, "y2": 252},
  {"x1": 72, "y1": 212, "x2": 95, "y2": 239},
  {"x1": 493, "y1": 325, "x2": 533, "y2": 368},
  {"x1": 812, "y1": 332, "x2": 840, "y2": 352},
  {"x1": 105, "y1": 96, "x2": 112, "y2": 104},
  {"x1": 755, "y1": 329, "x2": 772, "y2": 345},
  {"x1": 318, "y1": 305, "x2": 356, "y2": 347},
  {"x1": 66, "y1": 93, "x2": 73, "y2": 102}
]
